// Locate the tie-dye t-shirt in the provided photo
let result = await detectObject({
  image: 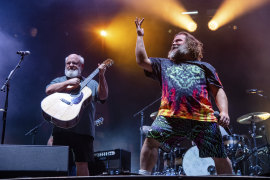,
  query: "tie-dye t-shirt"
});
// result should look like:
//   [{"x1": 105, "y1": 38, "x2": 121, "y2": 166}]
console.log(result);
[{"x1": 145, "y1": 58, "x2": 223, "y2": 122}]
